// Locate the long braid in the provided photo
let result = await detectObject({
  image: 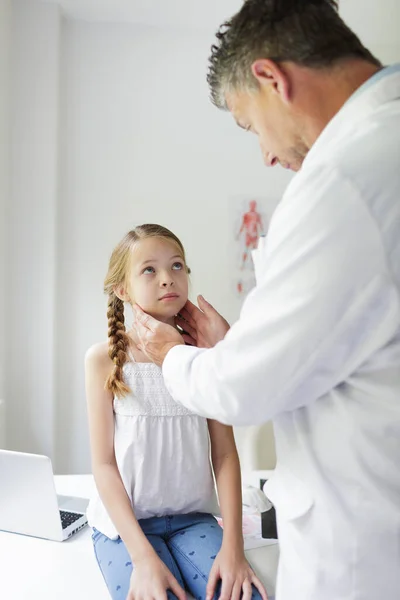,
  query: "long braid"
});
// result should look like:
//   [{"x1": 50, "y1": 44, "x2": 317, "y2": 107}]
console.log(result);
[{"x1": 105, "y1": 293, "x2": 131, "y2": 397}]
